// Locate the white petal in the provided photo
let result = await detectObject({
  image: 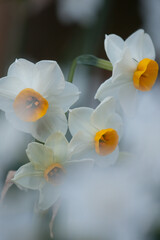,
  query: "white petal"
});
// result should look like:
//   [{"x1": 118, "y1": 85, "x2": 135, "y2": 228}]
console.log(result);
[
  {"x1": 68, "y1": 107, "x2": 96, "y2": 136},
  {"x1": 92, "y1": 107, "x2": 123, "y2": 141},
  {"x1": 26, "y1": 142, "x2": 54, "y2": 170},
  {"x1": 105, "y1": 34, "x2": 124, "y2": 65},
  {"x1": 45, "y1": 132, "x2": 69, "y2": 162},
  {"x1": 91, "y1": 97, "x2": 116, "y2": 129},
  {"x1": 69, "y1": 131, "x2": 94, "y2": 160},
  {"x1": 0, "y1": 76, "x2": 25, "y2": 112},
  {"x1": 33, "y1": 60, "x2": 65, "y2": 97},
  {"x1": 48, "y1": 81, "x2": 80, "y2": 112},
  {"x1": 38, "y1": 183, "x2": 61, "y2": 210},
  {"x1": 8, "y1": 58, "x2": 35, "y2": 87},
  {"x1": 125, "y1": 29, "x2": 144, "y2": 61},
  {"x1": 70, "y1": 131, "x2": 119, "y2": 168},
  {"x1": 142, "y1": 33, "x2": 155, "y2": 60},
  {"x1": 95, "y1": 77, "x2": 128, "y2": 102},
  {"x1": 32, "y1": 106, "x2": 68, "y2": 142},
  {"x1": 96, "y1": 146, "x2": 119, "y2": 168},
  {"x1": 95, "y1": 48, "x2": 137, "y2": 103},
  {"x1": 118, "y1": 82, "x2": 138, "y2": 116},
  {"x1": 112, "y1": 48, "x2": 137, "y2": 80},
  {"x1": 5, "y1": 110, "x2": 34, "y2": 134},
  {"x1": 104, "y1": 113, "x2": 123, "y2": 140},
  {"x1": 13, "y1": 163, "x2": 45, "y2": 190},
  {"x1": 125, "y1": 29, "x2": 155, "y2": 61}
]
